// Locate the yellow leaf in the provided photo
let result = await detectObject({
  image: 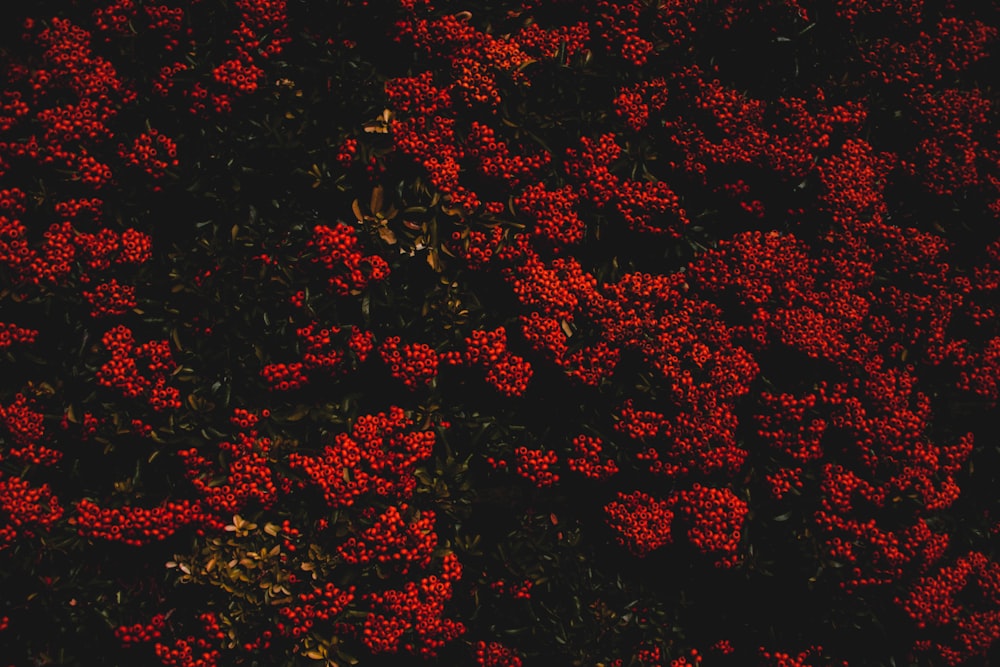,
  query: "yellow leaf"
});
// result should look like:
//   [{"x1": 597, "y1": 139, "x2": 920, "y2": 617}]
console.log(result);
[
  {"x1": 378, "y1": 226, "x2": 397, "y2": 244},
  {"x1": 352, "y1": 199, "x2": 364, "y2": 222},
  {"x1": 426, "y1": 248, "x2": 443, "y2": 272},
  {"x1": 370, "y1": 185, "x2": 384, "y2": 215}
]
